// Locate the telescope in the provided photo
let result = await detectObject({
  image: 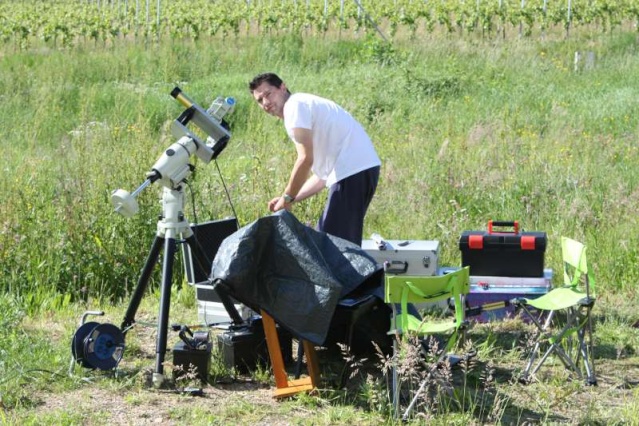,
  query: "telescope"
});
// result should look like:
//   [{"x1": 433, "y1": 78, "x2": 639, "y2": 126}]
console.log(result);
[
  {"x1": 111, "y1": 87, "x2": 235, "y2": 217},
  {"x1": 70, "y1": 87, "x2": 240, "y2": 385}
]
